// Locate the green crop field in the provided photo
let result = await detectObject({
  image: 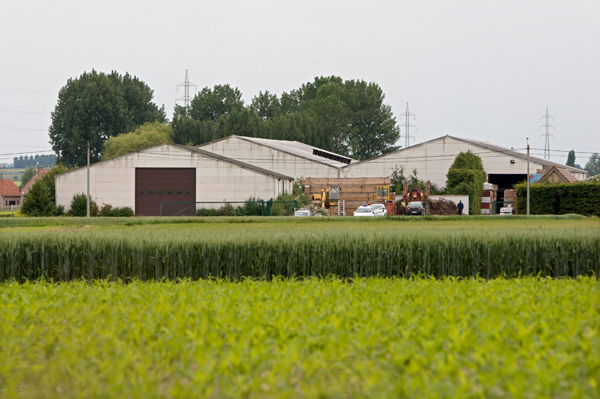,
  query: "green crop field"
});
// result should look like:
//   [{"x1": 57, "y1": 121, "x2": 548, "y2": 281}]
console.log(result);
[
  {"x1": 1, "y1": 216, "x2": 599, "y2": 281},
  {"x1": 1, "y1": 278, "x2": 598, "y2": 399}
]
